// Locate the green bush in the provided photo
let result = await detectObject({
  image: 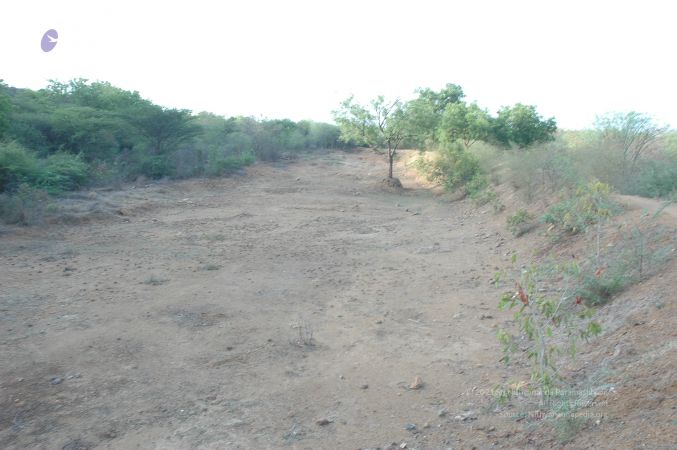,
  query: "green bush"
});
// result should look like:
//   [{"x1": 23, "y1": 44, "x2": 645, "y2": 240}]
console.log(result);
[
  {"x1": 507, "y1": 209, "x2": 536, "y2": 237},
  {"x1": 624, "y1": 157, "x2": 677, "y2": 198},
  {"x1": 0, "y1": 143, "x2": 89, "y2": 194},
  {"x1": 0, "y1": 141, "x2": 41, "y2": 191},
  {"x1": 207, "y1": 149, "x2": 255, "y2": 176},
  {"x1": 417, "y1": 143, "x2": 484, "y2": 191},
  {"x1": 543, "y1": 182, "x2": 620, "y2": 234},
  {"x1": 37, "y1": 152, "x2": 89, "y2": 194},
  {"x1": 139, "y1": 155, "x2": 173, "y2": 179}
]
